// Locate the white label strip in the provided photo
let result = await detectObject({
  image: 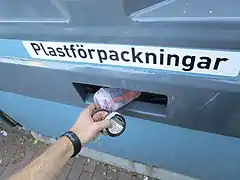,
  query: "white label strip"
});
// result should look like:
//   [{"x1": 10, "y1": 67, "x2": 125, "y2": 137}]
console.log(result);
[{"x1": 22, "y1": 41, "x2": 240, "y2": 77}]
